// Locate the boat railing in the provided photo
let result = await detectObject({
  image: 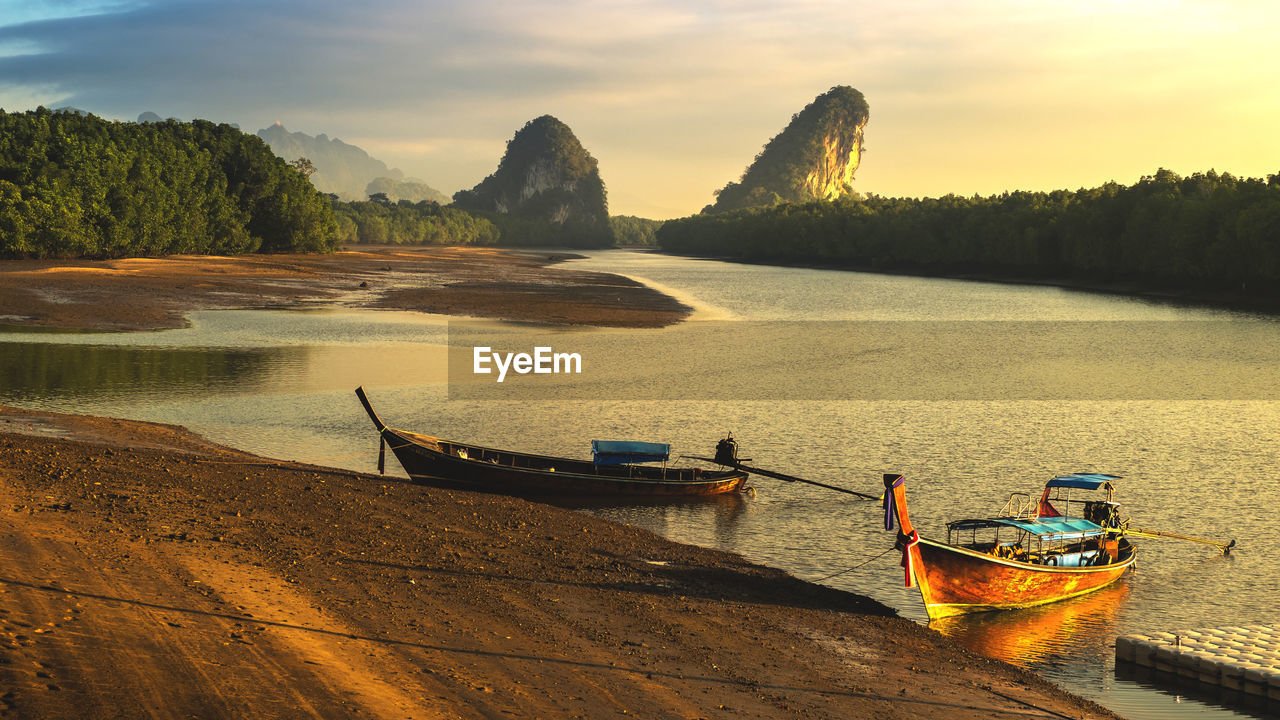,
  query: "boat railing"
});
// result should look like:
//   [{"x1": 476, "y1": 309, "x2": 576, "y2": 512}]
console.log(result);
[{"x1": 1000, "y1": 492, "x2": 1034, "y2": 519}]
